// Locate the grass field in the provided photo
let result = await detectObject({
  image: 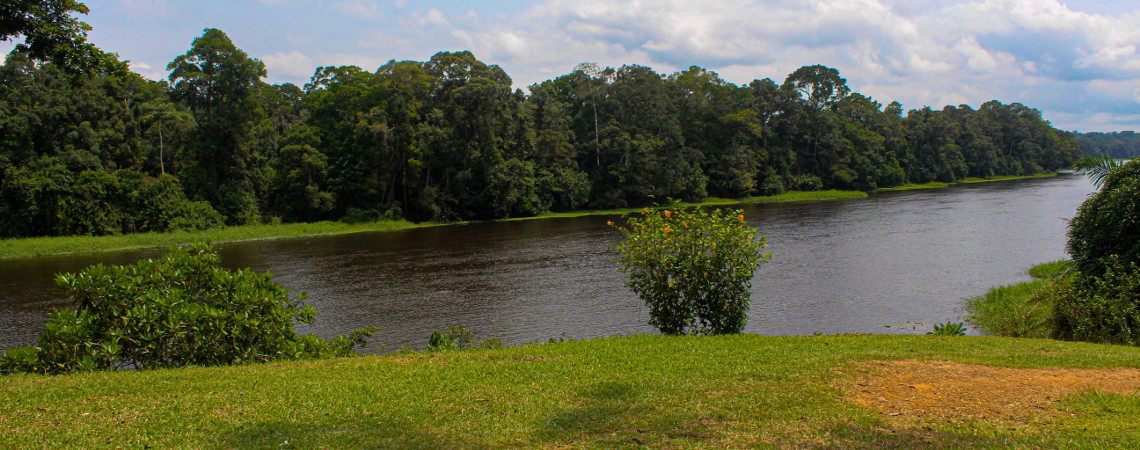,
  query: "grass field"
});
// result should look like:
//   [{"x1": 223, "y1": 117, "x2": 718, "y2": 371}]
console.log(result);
[{"x1": 2, "y1": 334, "x2": 1138, "y2": 448}]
